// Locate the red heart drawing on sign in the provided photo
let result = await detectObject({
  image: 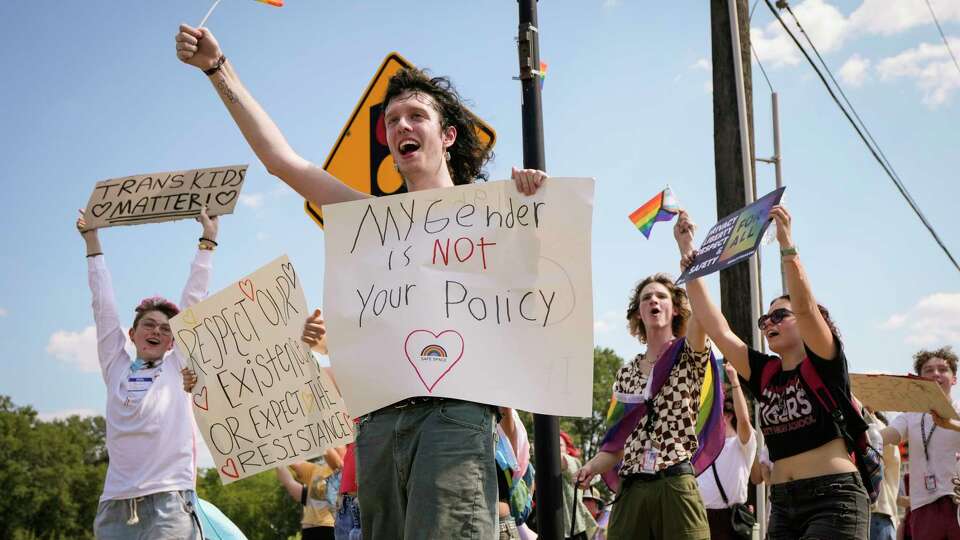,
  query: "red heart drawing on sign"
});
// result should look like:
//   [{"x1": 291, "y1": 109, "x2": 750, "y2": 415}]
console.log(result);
[
  {"x1": 238, "y1": 279, "x2": 255, "y2": 302},
  {"x1": 193, "y1": 386, "x2": 208, "y2": 411},
  {"x1": 403, "y1": 329, "x2": 465, "y2": 392},
  {"x1": 220, "y1": 458, "x2": 240, "y2": 479}
]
